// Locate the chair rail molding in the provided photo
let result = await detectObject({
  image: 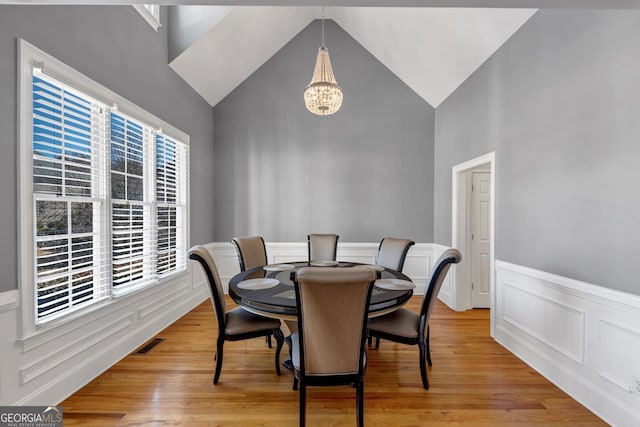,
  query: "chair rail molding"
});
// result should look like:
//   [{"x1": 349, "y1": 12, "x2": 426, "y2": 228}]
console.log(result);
[{"x1": 495, "y1": 260, "x2": 640, "y2": 427}]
